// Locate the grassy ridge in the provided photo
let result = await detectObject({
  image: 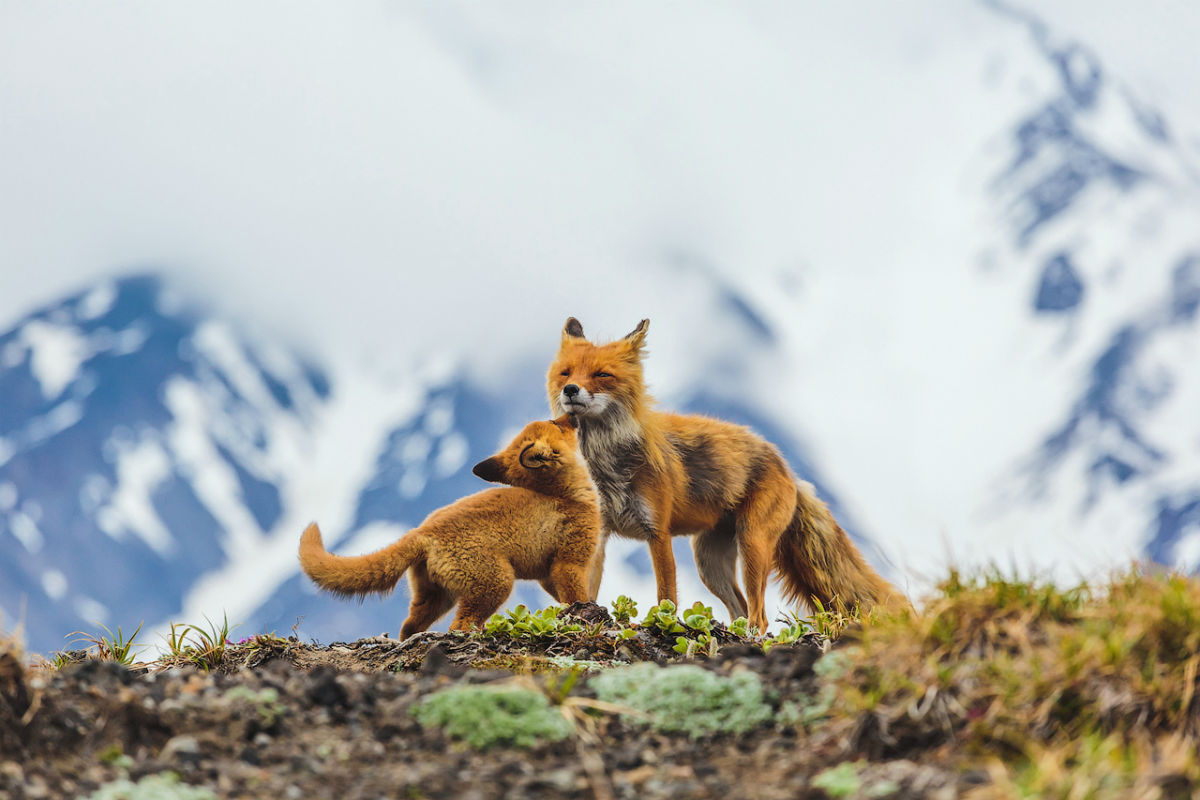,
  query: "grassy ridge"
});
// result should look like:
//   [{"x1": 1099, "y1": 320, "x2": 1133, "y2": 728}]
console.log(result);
[
  {"x1": 4, "y1": 566, "x2": 1200, "y2": 798},
  {"x1": 823, "y1": 569, "x2": 1200, "y2": 797}
]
